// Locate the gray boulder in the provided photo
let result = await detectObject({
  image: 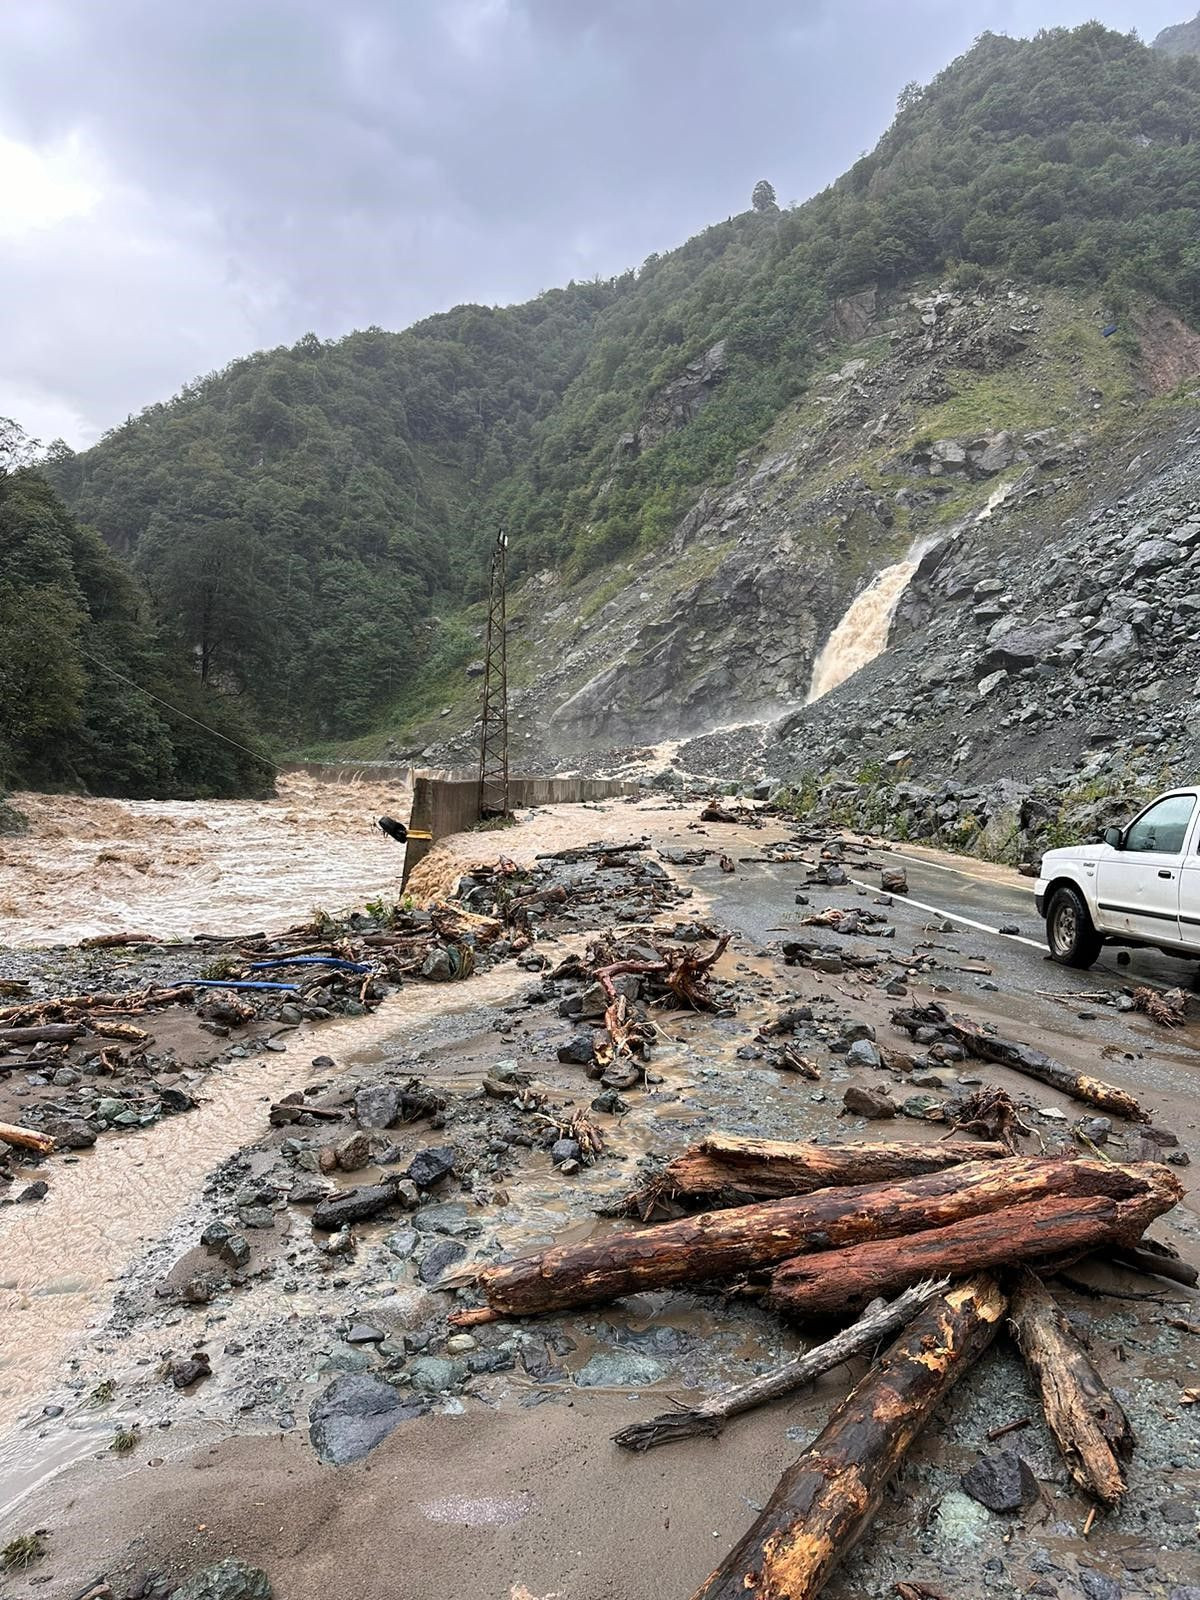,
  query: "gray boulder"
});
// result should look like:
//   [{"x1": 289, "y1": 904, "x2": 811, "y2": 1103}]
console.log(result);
[
  {"x1": 983, "y1": 621, "x2": 1069, "y2": 670},
  {"x1": 574, "y1": 1351, "x2": 666, "y2": 1388},
  {"x1": 1128, "y1": 536, "x2": 1176, "y2": 575},
  {"x1": 355, "y1": 1084, "x2": 401, "y2": 1129},
  {"x1": 172, "y1": 1559, "x2": 272, "y2": 1600},
  {"x1": 309, "y1": 1373, "x2": 427, "y2": 1465}
]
